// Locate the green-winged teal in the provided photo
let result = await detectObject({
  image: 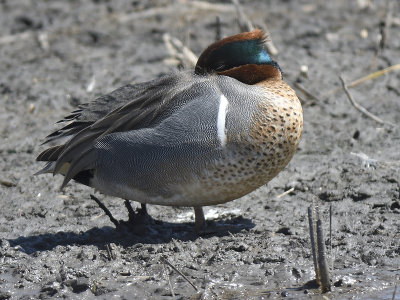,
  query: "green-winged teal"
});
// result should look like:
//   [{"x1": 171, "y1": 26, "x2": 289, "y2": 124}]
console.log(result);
[{"x1": 36, "y1": 30, "x2": 303, "y2": 232}]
